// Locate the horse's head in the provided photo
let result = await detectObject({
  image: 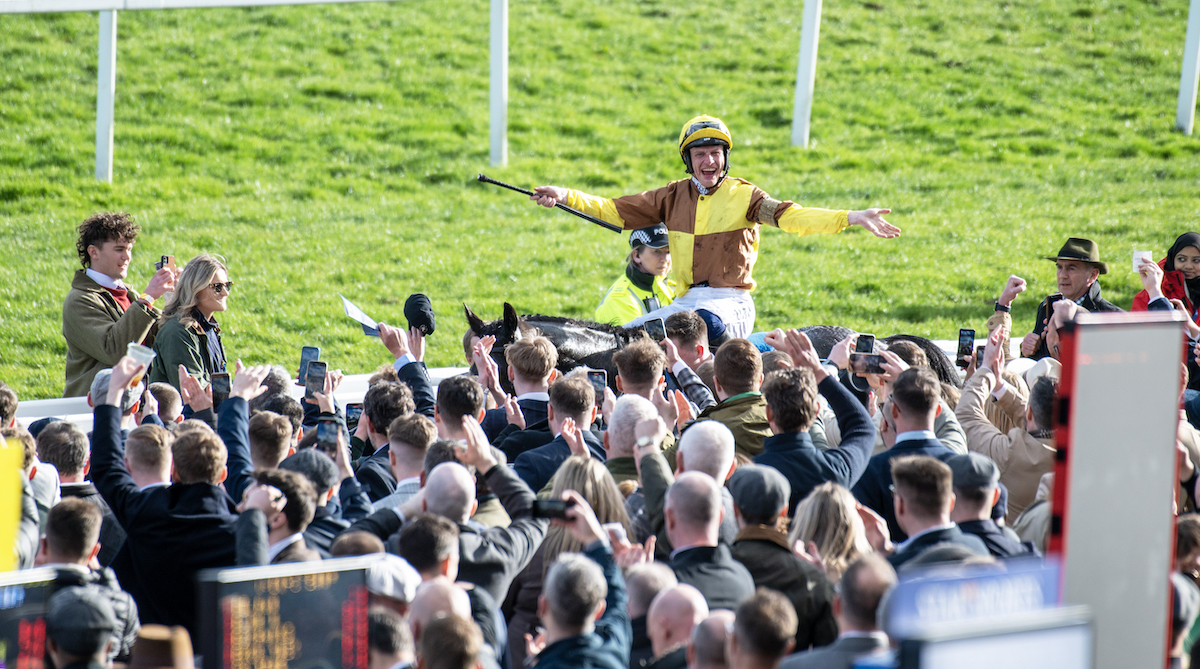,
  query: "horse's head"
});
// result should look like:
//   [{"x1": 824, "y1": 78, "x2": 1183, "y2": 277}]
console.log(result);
[{"x1": 463, "y1": 302, "x2": 531, "y2": 395}]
